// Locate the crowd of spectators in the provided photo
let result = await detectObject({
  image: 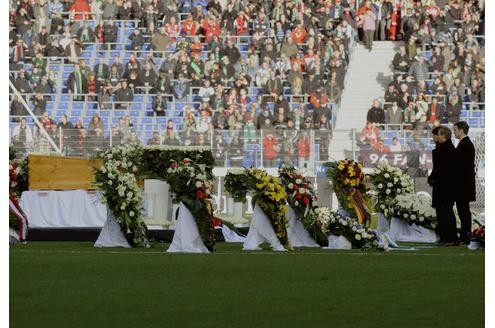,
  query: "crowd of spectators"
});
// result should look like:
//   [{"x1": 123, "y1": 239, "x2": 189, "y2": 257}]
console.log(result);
[
  {"x1": 10, "y1": 0, "x2": 371, "y2": 162},
  {"x1": 9, "y1": 0, "x2": 485, "y2": 165},
  {"x1": 359, "y1": 0, "x2": 484, "y2": 153}
]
